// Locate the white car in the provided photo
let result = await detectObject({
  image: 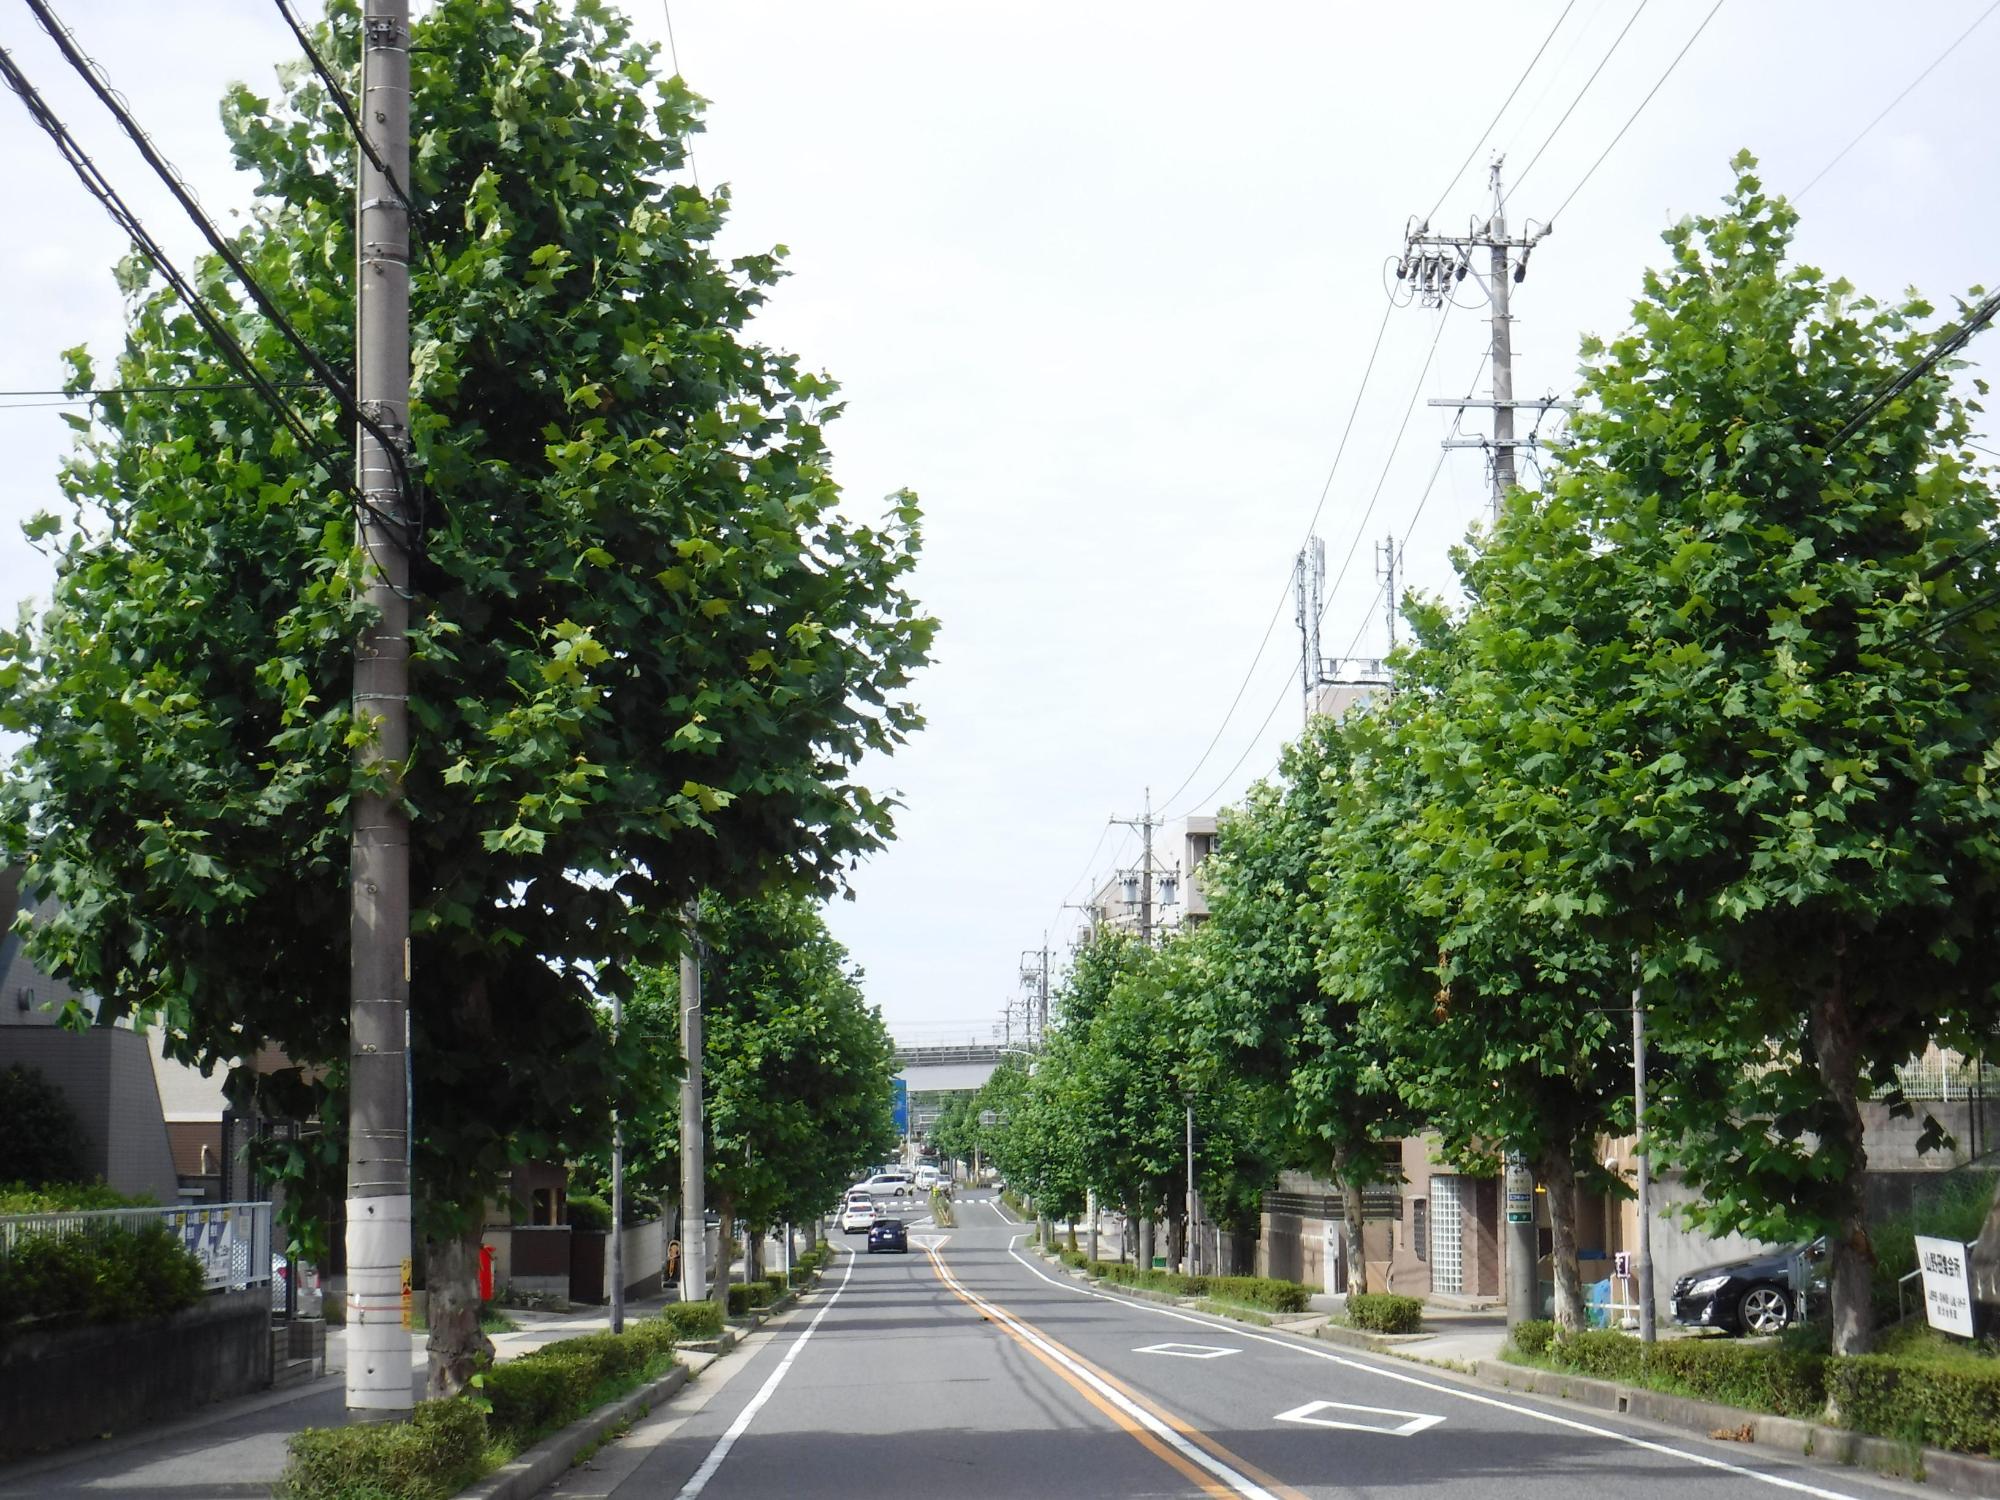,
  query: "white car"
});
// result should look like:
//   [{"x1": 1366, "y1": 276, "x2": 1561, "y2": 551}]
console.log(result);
[
  {"x1": 915, "y1": 1166, "x2": 940, "y2": 1190},
  {"x1": 857, "y1": 1172, "x2": 915, "y2": 1199},
  {"x1": 840, "y1": 1201, "x2": 879, "y2": 1234}
]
